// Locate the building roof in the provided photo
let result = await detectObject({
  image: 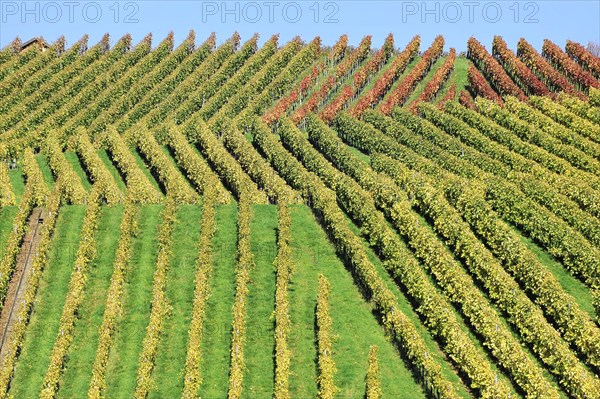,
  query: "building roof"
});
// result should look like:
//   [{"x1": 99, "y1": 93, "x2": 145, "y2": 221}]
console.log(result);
[{"x1": 20, "y1": 37, "x2": 49, "y2": 52}]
